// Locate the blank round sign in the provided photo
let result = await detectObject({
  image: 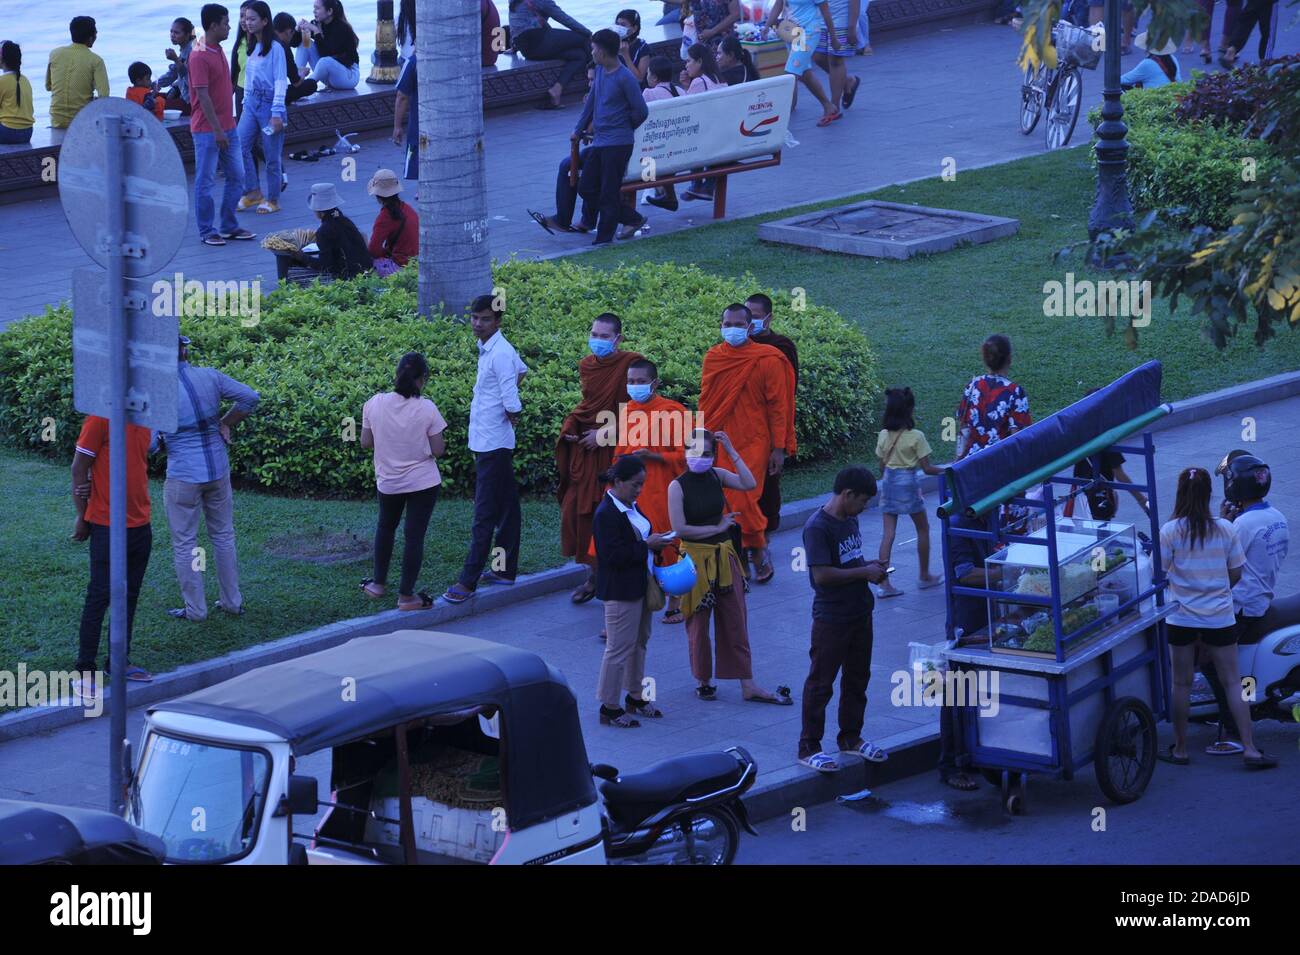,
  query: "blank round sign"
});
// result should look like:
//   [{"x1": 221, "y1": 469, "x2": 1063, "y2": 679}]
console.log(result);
[{"x1": 58, "y1": 97, "x2": 190, "y2": 277}]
